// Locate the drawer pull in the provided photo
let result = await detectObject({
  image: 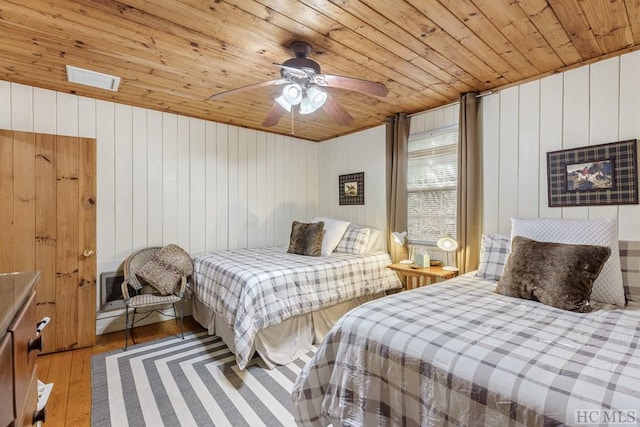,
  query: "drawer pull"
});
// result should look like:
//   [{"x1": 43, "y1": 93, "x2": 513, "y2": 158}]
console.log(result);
[
  {"x1": 28, "y1": 336, "x2": 43, "y2": 353},
  {"x1": 33, "y1": 407, "x2": 46, "y2": 424},
  {"x1": 27, "y1": 316, "x2": 50, "y2": 353},
  {"x1": 36, "y1": 317, "x2": 51, "y2": 336}
]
